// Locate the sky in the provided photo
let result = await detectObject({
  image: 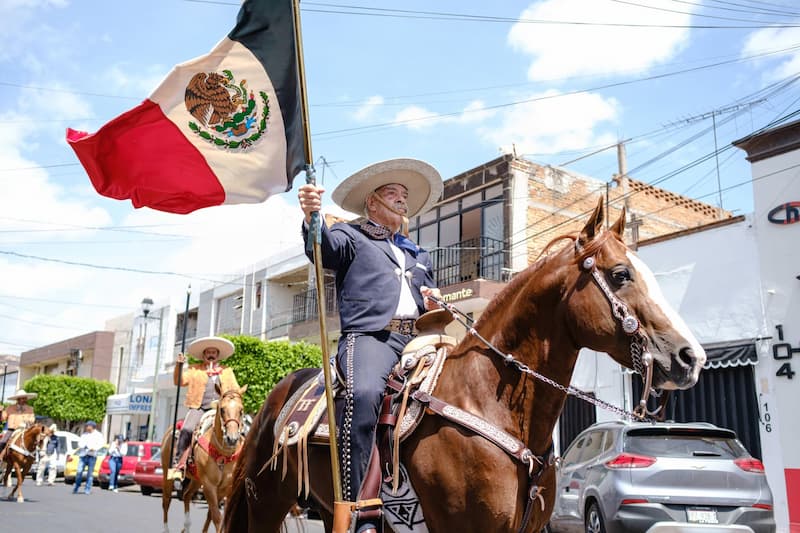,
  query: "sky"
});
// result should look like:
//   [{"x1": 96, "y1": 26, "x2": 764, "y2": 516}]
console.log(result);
[{"x1": 1, "y1": 0, "x2": 800, "y2": 357}]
